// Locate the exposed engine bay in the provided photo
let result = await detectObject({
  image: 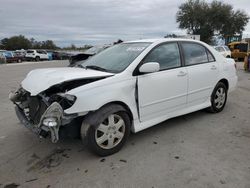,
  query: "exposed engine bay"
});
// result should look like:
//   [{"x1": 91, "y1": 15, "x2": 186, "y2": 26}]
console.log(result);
[{"x1": 9, "y1": 78, "x2": 103, "y2": 143}]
